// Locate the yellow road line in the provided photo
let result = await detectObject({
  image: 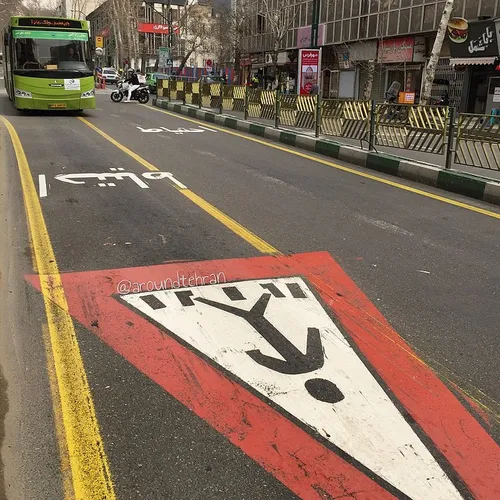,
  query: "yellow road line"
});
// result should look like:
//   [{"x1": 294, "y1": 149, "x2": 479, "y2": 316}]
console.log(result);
[
  {"x1": 145, "y1": 105, "x2": 500, "y2": 221},
  {"x1": 78, "y1": 117, "x2": 282, "y2": 255},
  {"x1": 0, "y1": 116, "x2": 115, "y2": 500},
  {"x1": 42, "y1": 324, "x2": 75, "y2": 500}
]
